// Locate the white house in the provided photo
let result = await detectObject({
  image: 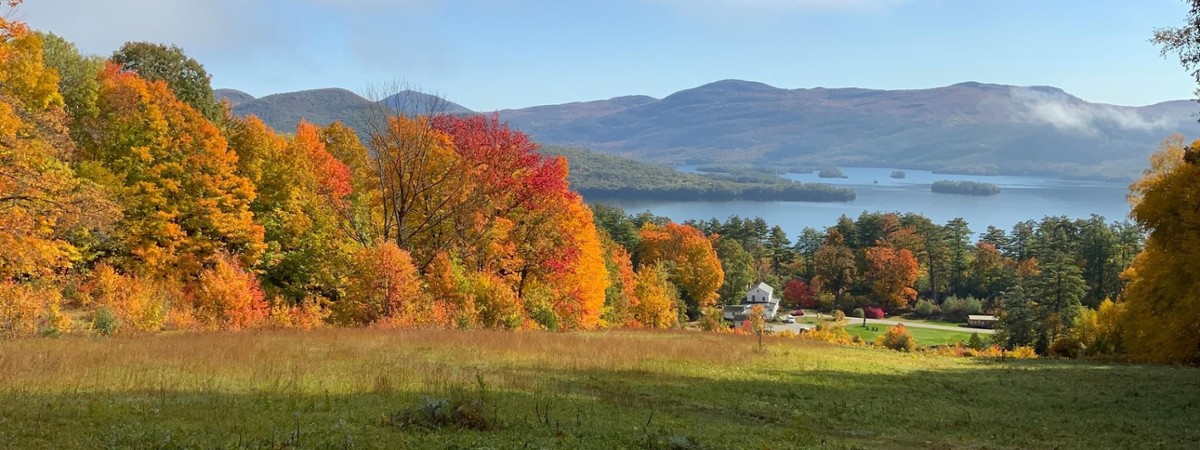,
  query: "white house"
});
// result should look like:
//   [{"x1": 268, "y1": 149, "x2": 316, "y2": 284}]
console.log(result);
[{"x1": 743, "y1": 282, "x2": 780, "y2": 318}]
